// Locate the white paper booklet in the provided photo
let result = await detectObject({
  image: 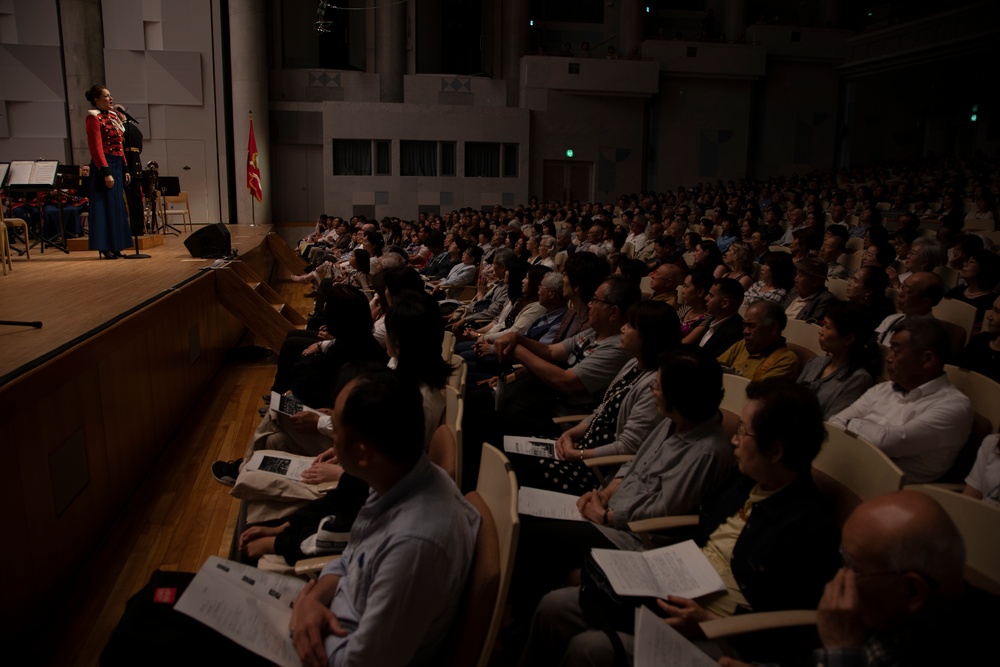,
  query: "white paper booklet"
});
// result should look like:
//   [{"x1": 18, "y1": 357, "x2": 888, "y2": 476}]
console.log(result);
[
  {"x1": 269, "y1": 391, "x2": 321, "y2": 416},
  {"x1": 243, "y1": 449, "x2": 315, "y2": 482},
  {"x1": 517, "y1": 486, "x2": 587, "y2": 522},
  {"x1": 174, "y1": 556, "x2": 305, "y2": 667},
  {"x1": 634, "y1": 605, "x2": 719, "y2": 667},
  {"x1": 590, "y1": 541, "x2": 725, "y2": 600},
  {"x1": 503, "y1": 435, "x2": 558, "y2": 458}
]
